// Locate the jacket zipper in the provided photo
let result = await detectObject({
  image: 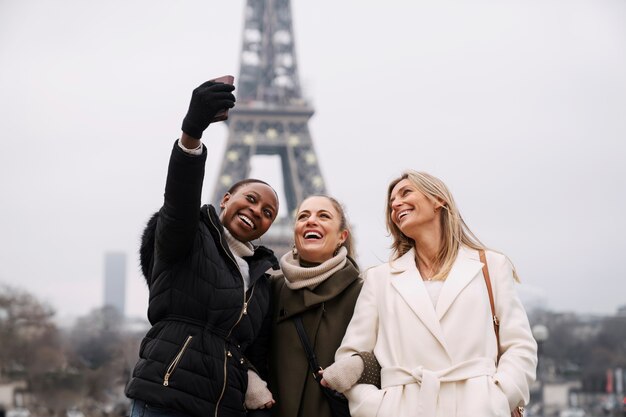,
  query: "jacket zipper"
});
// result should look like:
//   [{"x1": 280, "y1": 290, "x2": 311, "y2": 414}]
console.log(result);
[
  {"x1": 215, "y1": 347, "x2": 230, "y2": 417},
  {"x1": 208, "y1": 209, "x2": 257, "y2": 416},
  {"x1": 163, "y1": 335, "x2": 193, "y2": 387},
  {"x1": 242, "y1": 285, "x2": 255, "y2": 316}
]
